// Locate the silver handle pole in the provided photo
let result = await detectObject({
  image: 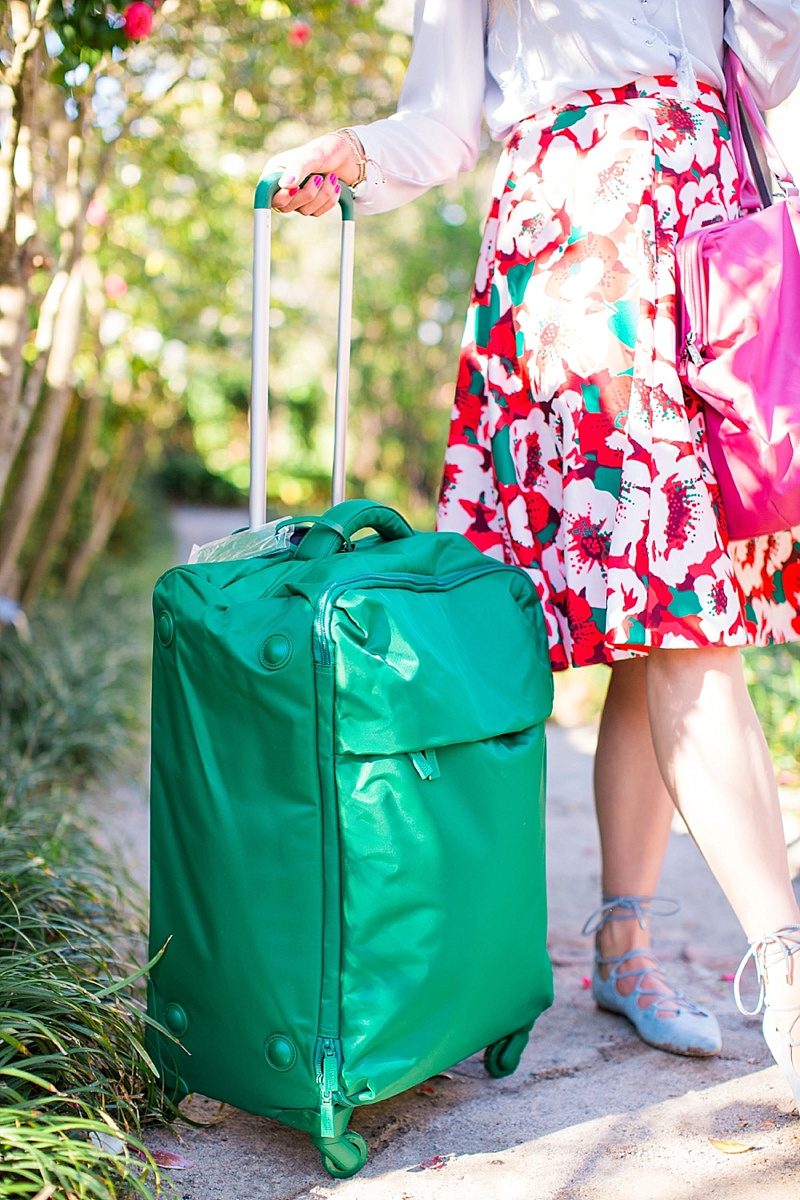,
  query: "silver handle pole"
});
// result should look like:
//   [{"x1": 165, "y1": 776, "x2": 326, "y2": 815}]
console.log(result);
[
  {"x1": 249, "y1": 207, "x2": 271, "y2": 529},
  {"x1": 332, "y1": 220, "x2": 355, "y2": 506}
]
